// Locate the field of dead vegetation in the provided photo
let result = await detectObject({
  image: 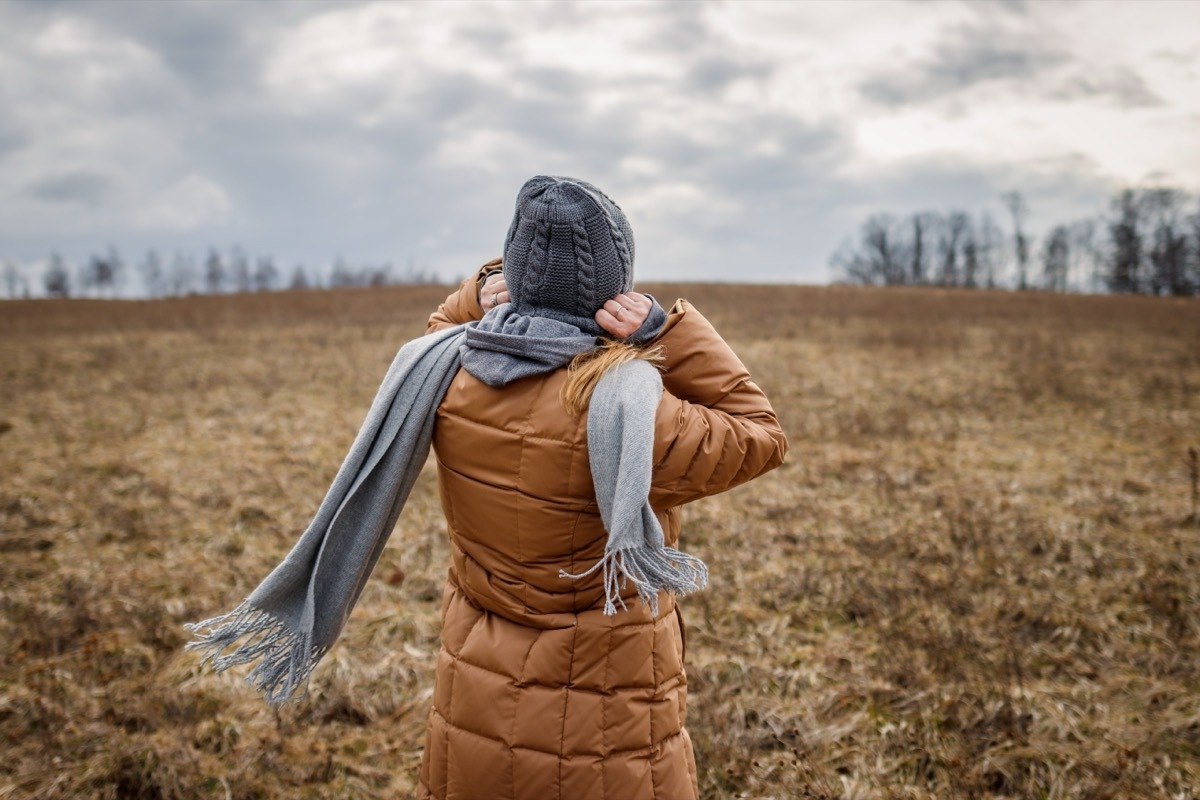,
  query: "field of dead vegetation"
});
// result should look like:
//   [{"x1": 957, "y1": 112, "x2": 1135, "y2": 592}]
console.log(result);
[{"x1": 1, "y1": 283, "x2": 1198, "y2": 799}]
